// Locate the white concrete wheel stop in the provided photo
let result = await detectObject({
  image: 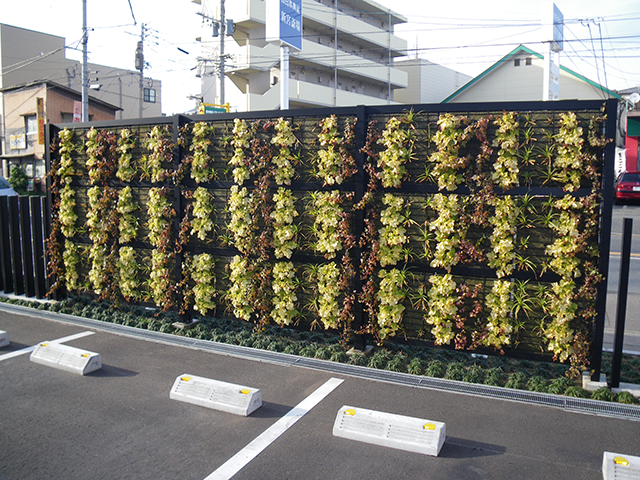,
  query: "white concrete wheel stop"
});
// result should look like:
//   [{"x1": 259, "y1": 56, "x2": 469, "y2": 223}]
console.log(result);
[
  {"x1": 169, "y1": 374, "x2": 262, "y2": 416},
  {"x1": 603, "y1": 451, "x2": 640, "y2": 479},
  {"x1": 30, "y1": 342, "x2": 102, "y2": 375},
  {"x1": 333, "y1": 405, "x2": 446, "y2": 456},
  {"x1": 0, "y1": 330, "x2": 8, "y2": 347}
]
